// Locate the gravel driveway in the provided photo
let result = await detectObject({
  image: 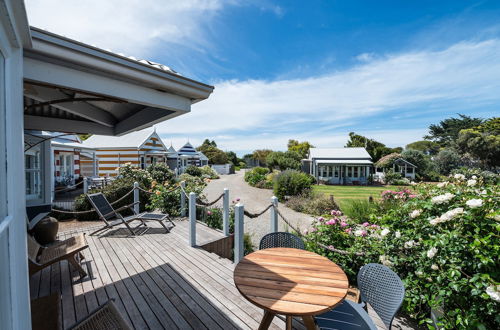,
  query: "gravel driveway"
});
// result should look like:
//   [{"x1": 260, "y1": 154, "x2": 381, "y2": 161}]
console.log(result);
[{"x1": 203, "y1": 170, "x2": 316, "y2": 247}]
